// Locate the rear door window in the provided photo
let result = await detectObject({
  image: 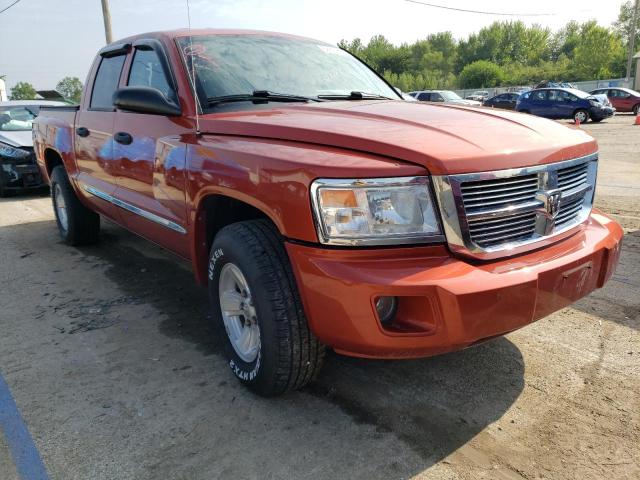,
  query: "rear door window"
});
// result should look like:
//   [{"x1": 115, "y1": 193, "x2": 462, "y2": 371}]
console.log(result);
[
  {"x1": 90, "y1": 55, "x2": 126, "y2": 109},
  {"x1": 417, "y1": 92, "x2": 430, "y2": 101},
  {"x1": 128, "y1": 48, "x2": 173, "y2": 99},
  {"x1": 533, "y1": 90, "x2": 547, "y2": 102}
]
